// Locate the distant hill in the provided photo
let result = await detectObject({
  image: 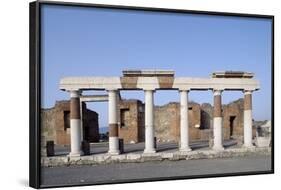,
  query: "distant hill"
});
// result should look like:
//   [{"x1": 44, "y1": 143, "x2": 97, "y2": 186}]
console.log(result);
[{"x1": 99, "y1": 127, "x2": 108, "y2": 134}]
